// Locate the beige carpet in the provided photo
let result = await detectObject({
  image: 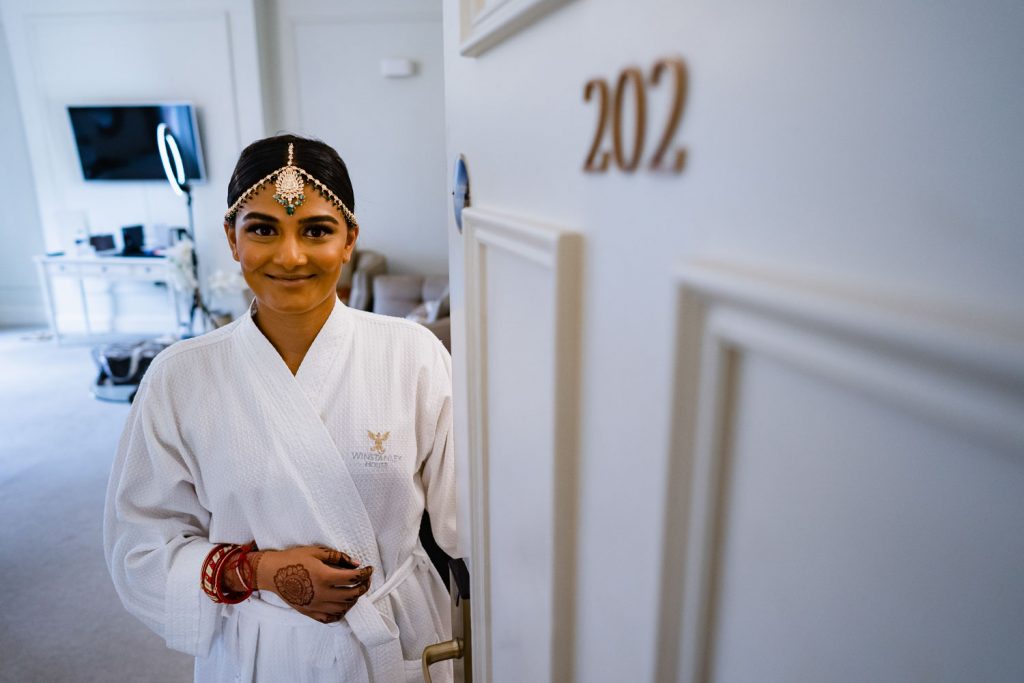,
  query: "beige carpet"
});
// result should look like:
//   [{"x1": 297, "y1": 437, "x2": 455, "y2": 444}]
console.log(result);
[{"x1": 0, "y1": 327, "x2": 193, "y2": 682}]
